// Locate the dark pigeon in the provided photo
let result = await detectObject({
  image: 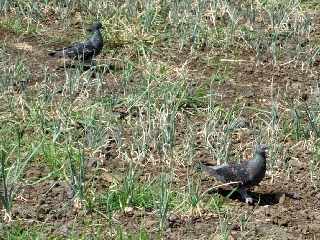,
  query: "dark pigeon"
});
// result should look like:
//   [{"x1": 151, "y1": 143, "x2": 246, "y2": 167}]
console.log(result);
[
  {"x1": 49, "y1": 22, "x2": 104, "y2": 62},
  {"x1": 202, "y1": 144, "x2": 267, "y2": 204}
]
